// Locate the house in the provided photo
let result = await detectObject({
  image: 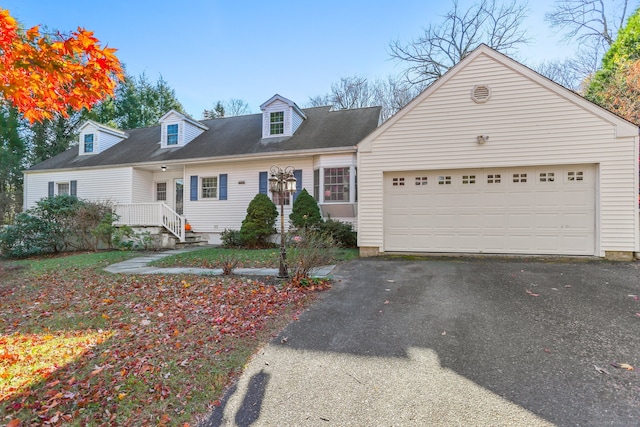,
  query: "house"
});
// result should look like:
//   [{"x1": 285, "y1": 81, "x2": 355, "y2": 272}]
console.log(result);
[
  {"x1": 357, "y1": 44, "x2": 639, "y2": 260},
  {"x1": 23, "y1": 94, "x2": 381, "y2": 244}
]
